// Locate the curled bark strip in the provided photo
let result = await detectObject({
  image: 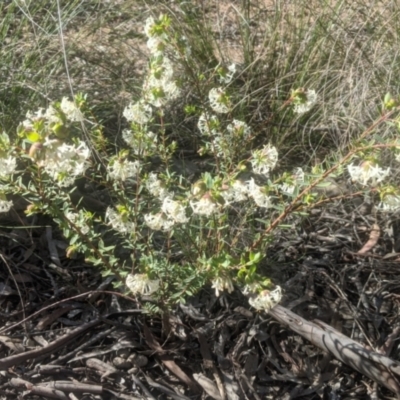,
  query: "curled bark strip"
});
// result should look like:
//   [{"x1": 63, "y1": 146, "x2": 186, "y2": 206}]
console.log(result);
[
  {"x1": 268, "y1": 305, "x2": 400, "y2": 395},
  {"x1": 357, "y1": 223, "x2": 380, "y2": 255}
]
